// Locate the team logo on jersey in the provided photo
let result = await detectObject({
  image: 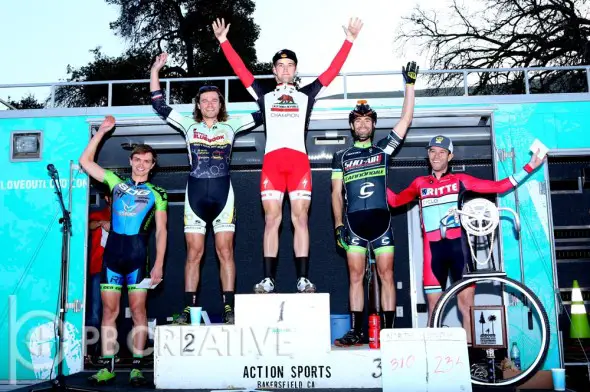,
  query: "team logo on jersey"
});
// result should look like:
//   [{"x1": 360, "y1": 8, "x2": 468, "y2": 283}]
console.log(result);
[
  {"x1": 117, "y1": 183, "x2": 151, "y2": 197},
  {"x1": 271, "y1": 94, "x2": 299, "y2": 113},
  {"x1": 344, "y1": 155, "x2": 382, "y2": 171},
  {"x1": 358, "y1": 182, "x2": 375, "y2": 199},
  {"x1": 421, "y1": 183, "x2": 459, "y2": 197},
  {"x1": 192, "y1": 131, "x2": 227, "y2": 145}
]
